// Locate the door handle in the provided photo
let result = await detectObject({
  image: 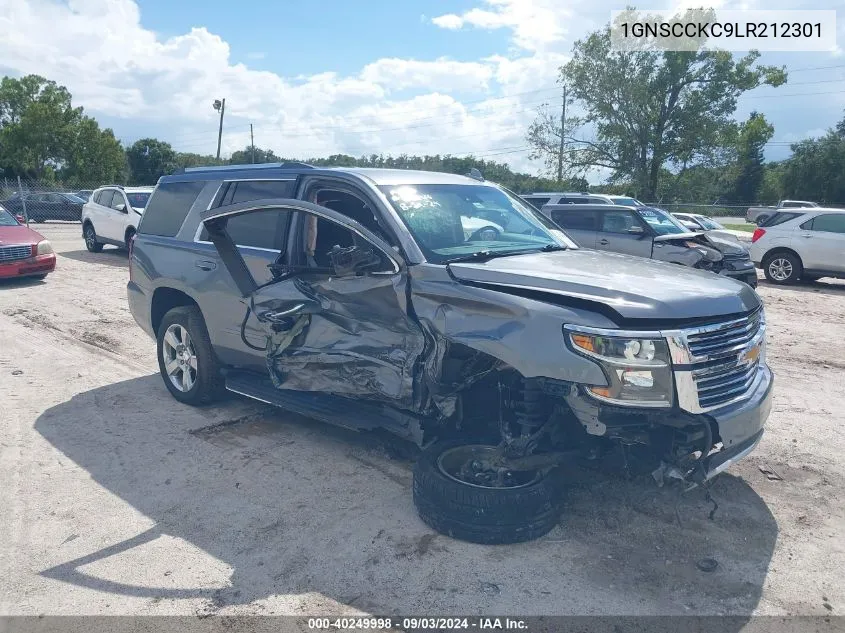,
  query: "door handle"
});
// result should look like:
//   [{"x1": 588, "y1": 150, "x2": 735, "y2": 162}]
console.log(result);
[
  {"x1": 260, "y1": 303, "x2": 306, "y2": 323},
  {"x1": 195, "y1": 260, "x2": 217, "y2": 271},
  {"x1": 800, "y1": 234, "x2": 813, "y2": 238},
  {"x1": 599, "y1": 239, "x2": 609, "y2": 245}
]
